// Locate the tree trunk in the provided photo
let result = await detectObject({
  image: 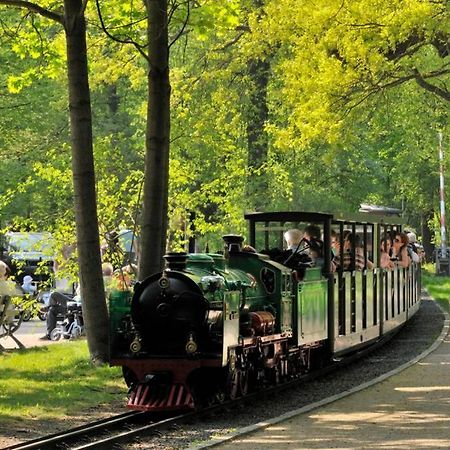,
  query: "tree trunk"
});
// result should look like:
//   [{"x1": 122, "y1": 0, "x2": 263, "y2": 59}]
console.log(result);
[
  {"x1": 64, "y1": 0, "x2": 108, "y2": 363},
  {"x1": 138, "y1": 0, "x2": 170, "y2": 280},
  {"x1": 246, "y1": 57, "x2": 270, "y2": 211},
  {"x1": 421, "y1": 210, "x2": 435, "y2": 263},
  {"x1": 245, "y1": 0, "x2": 270, "y2": 211}
]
